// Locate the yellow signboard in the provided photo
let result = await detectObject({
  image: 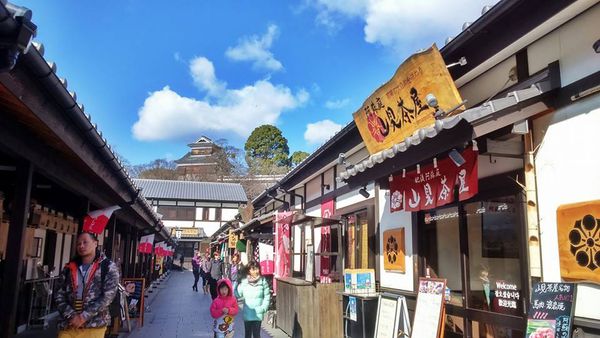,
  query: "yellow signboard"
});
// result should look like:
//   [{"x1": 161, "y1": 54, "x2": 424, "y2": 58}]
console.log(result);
[
  {"x1": 557, "y1": 200, "x2": 600, "y2": 284},
  {"x1": 228, "y1": 229, "x2": 239, "y2": 249},
  {"x1": 353, "y1": 44, "x2": 463, "y2": 154}
]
